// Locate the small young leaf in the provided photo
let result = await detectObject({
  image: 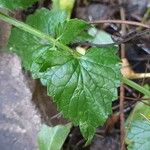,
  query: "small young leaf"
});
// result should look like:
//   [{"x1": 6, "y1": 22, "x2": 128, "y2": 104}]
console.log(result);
[
  {"x1": 0, "y1": 0, "x2": 38, "y2": 10},
  {"x1": 125, "y1": 86, "x2": 150, "y2": 150},
  {"x1": 57, "y1": 19, "x2": 91, "y2": 45},
  {"x1": 38, "y1": 124, "x2": 72, "y2": 150}
]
